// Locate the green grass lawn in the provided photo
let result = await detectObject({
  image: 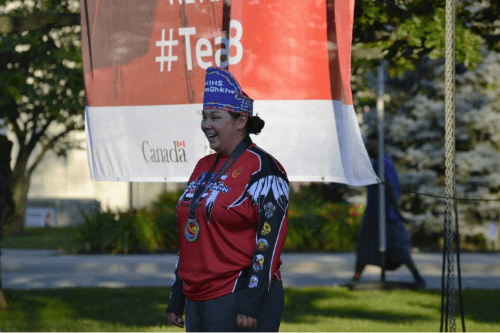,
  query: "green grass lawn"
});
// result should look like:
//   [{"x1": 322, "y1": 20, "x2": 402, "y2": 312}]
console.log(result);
[
  {"x1": 1, "y1": 286, "x2": 499, "y2": 332},
  {"x1": 0, "y1": 227, "x2": 79, "y2": 251}
]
